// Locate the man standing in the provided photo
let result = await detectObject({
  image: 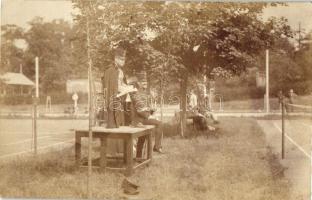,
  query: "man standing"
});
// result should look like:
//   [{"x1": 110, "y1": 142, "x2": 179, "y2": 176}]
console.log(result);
[
  {"x1": 72, "y1": 92, "x2": 79, "y2": 115},
  {"x1": 189, "y1": 90, "x2": 198, "y2": 110},
  {"x1": 103, "y1": 45, "x2": 128, "y2": 128},
  {"x1": 102, "y1": 45, "x2": 135, "y2": 155}
]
